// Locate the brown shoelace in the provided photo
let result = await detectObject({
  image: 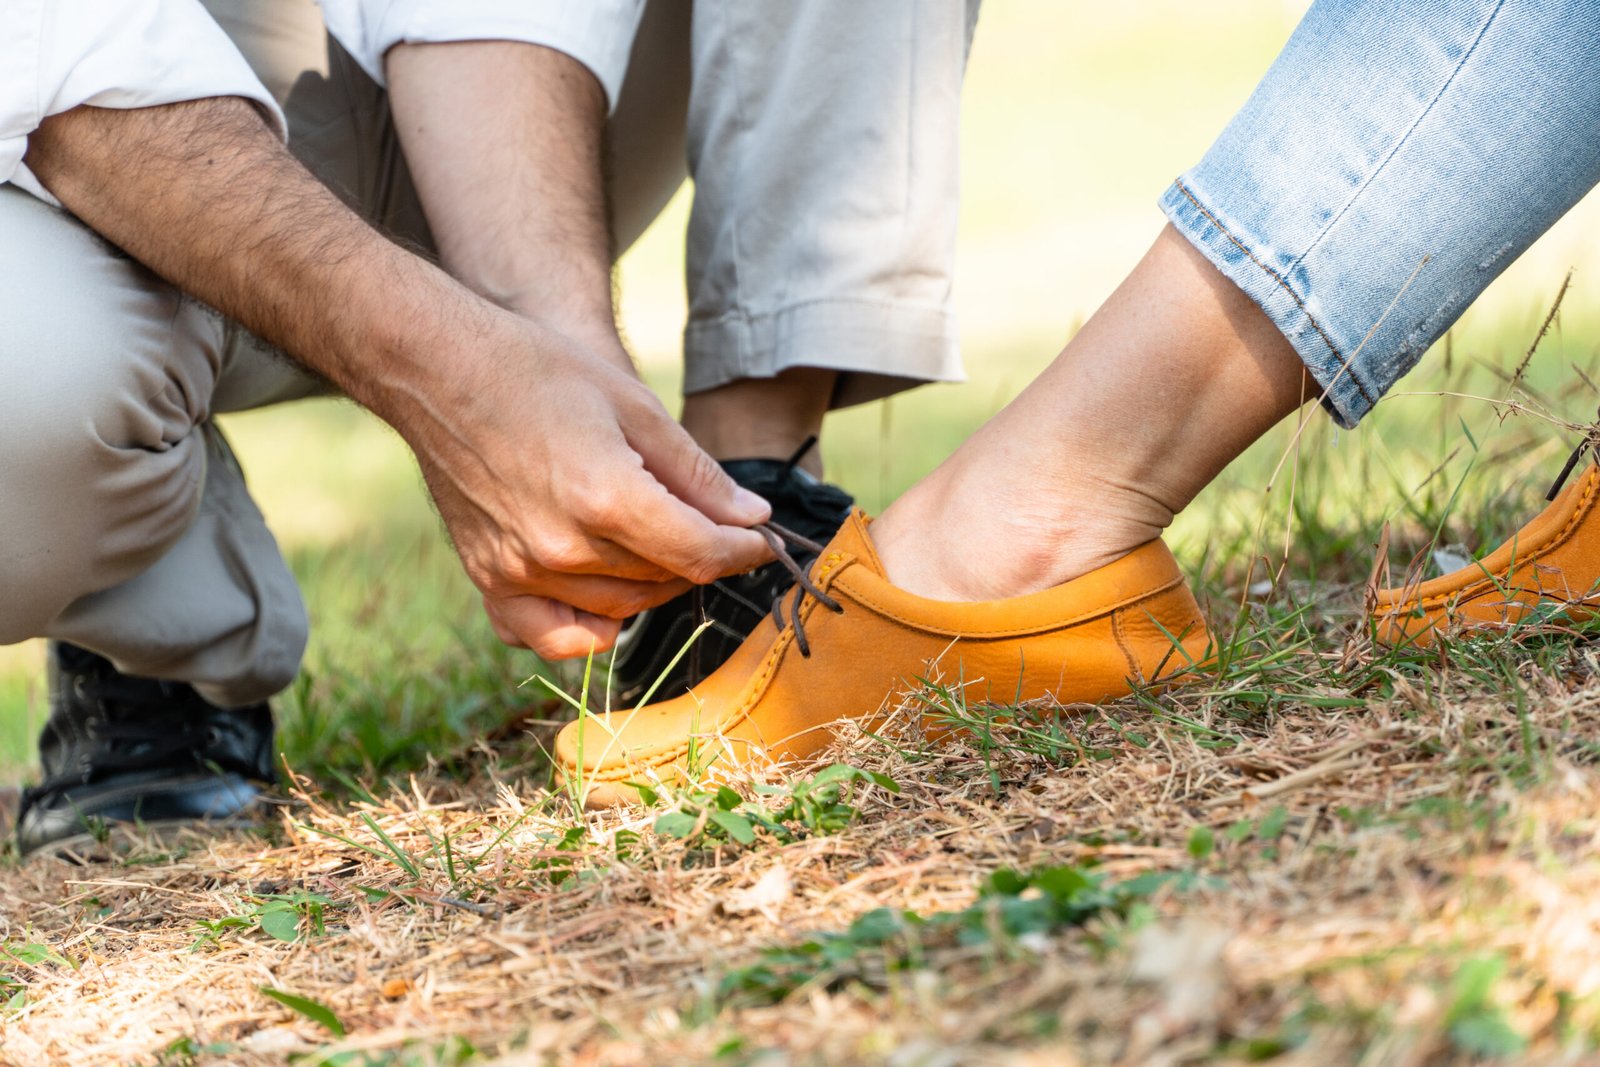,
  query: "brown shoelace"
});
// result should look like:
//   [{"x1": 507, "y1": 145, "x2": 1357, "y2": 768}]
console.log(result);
[
  {"x1": 1548, "y1": 411, "x2": 1600, "y2": 501},
  {"x1": 752, "y1": 520, "x2": 845, "y2": 657}
]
